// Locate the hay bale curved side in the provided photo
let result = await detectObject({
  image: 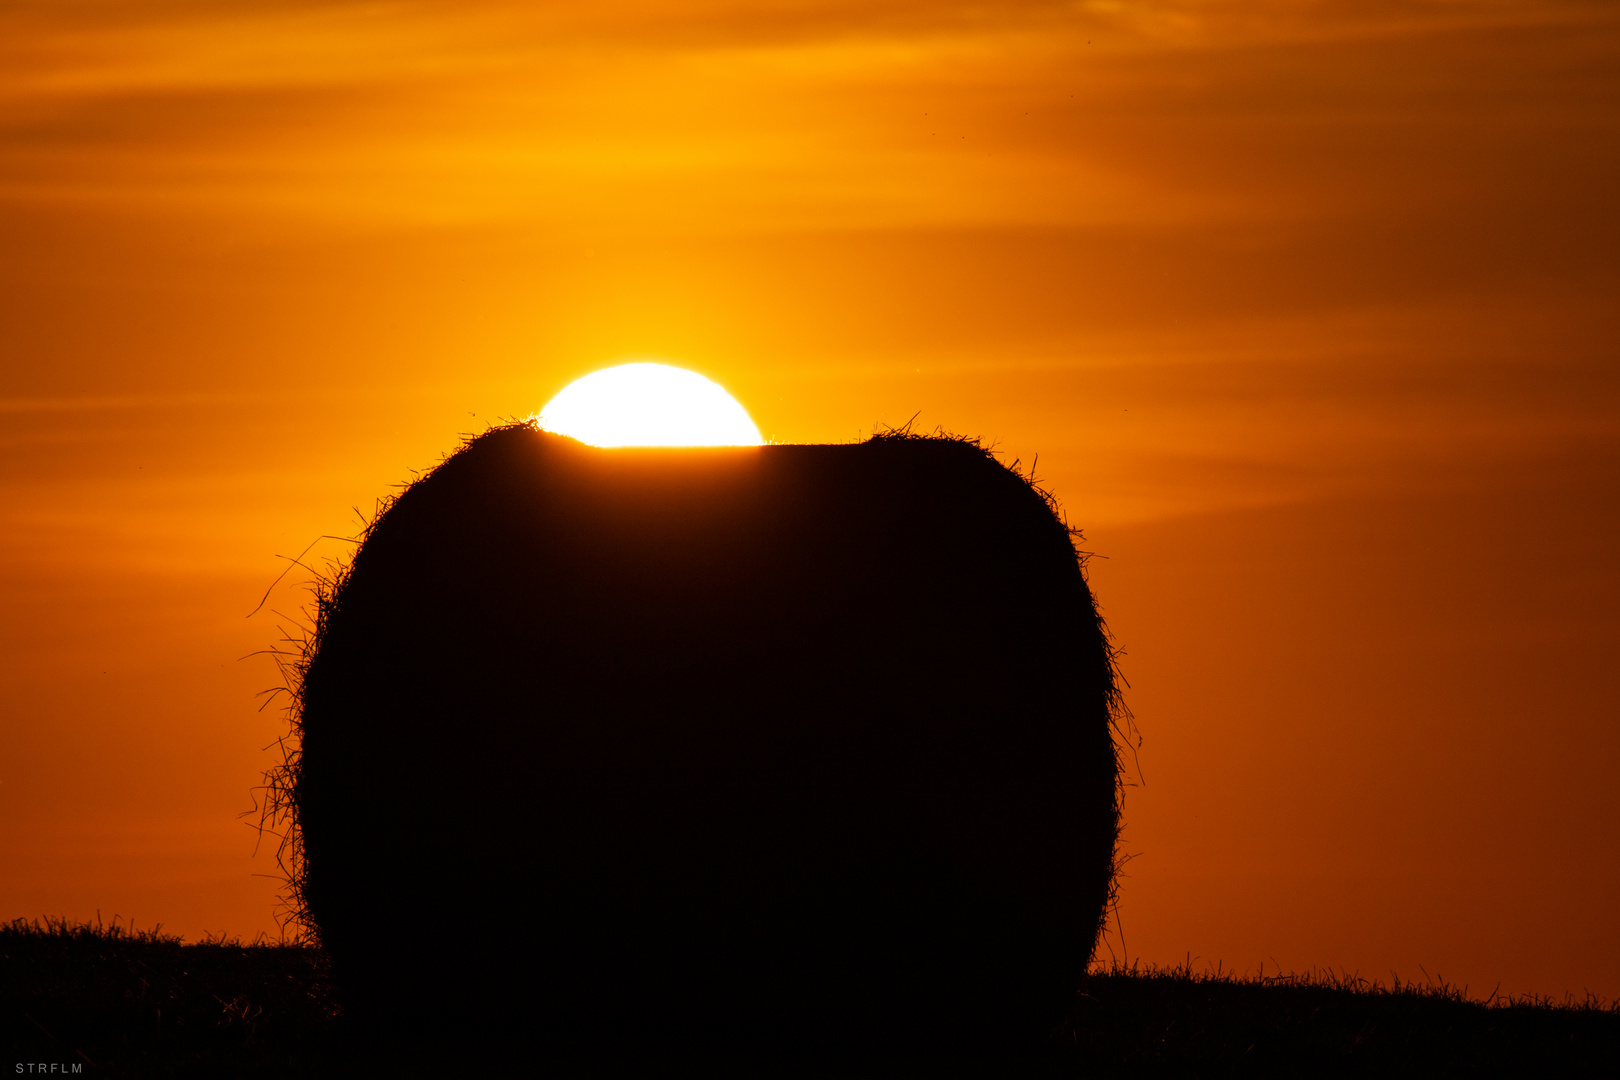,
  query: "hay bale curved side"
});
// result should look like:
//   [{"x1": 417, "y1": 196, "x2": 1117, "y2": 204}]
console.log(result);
[{"x1": 292, "y1": 424, "x2": 1122, "y2": 1054}]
